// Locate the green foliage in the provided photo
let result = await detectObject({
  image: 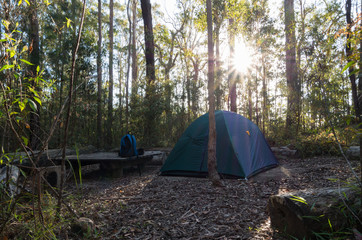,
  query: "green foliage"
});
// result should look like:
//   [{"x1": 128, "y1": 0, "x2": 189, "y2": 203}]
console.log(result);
[{"x1": 295, "y1": 127, "x2": 356, "y2": 158}]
